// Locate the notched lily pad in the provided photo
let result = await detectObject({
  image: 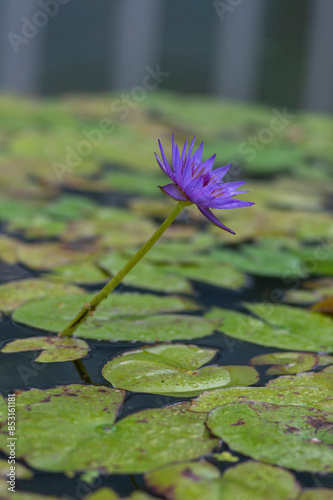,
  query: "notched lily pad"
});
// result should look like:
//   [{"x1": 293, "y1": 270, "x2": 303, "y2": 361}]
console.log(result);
[
  {"x1": 249, "y1": 352, "x2": 320, "y2": 375},
  {"x1": 207, "y1": 402, "x2": 333, "y2": 472},
  {"x1": 0, "y1": 387, "x2": 217, "y2": 474},
  {"x1": 1, "y1": 336, "x2": 89, "y2": 363},
  {"x1": 206, "y1": 302, "x2": 333, "y2": 351},
  {"x1": 0, "y1": 279, "x2": 83, "y2": 313},
  {"x1": 189, "y1": 384, "x2": 333, "y2": 413},
  {"x1": 145, "y1": 460, "x2": 301, "y2": 500},
  {"x1": 102, "y1": 344, "x2": 231, "y2": 396},
  {"x1": 12, "y1": 292, "x2": 211, "y2": 342}
]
